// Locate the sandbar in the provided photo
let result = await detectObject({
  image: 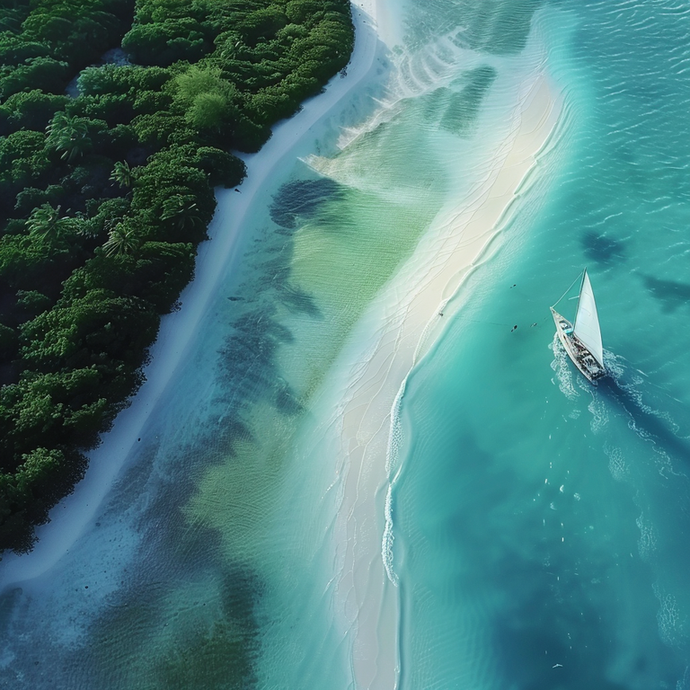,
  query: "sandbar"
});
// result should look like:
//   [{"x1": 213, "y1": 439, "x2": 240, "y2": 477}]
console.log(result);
[{"x1": 331, "y1": 69, "x2": 562, "y2": 689}]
